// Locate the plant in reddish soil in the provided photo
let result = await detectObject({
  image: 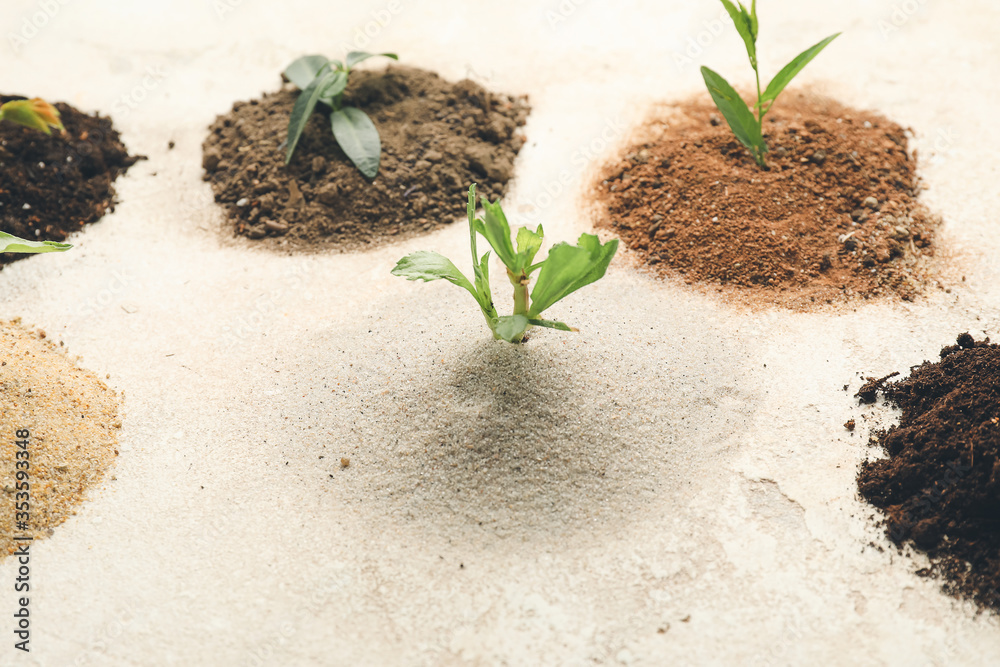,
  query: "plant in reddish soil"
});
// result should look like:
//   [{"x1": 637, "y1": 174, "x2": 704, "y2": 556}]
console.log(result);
[
  {"x1": 0, "y1": 97, "x2": 64, "y2": 135},
  {"x1": 393, "y1": 184, "x2": 618, "y2": 343},
  {"x1": 284, "y1": 51, "x2": 398, "y2": 178},
  {"x1": 703, "y1": 0, "x2": 839, "y2": 167},
  {"x1": 592, "y1": 93, "x2": 939, "y2": 307},
  {"x1": 857, "y1": 333, "x2": 1000, "y2": 612}
]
